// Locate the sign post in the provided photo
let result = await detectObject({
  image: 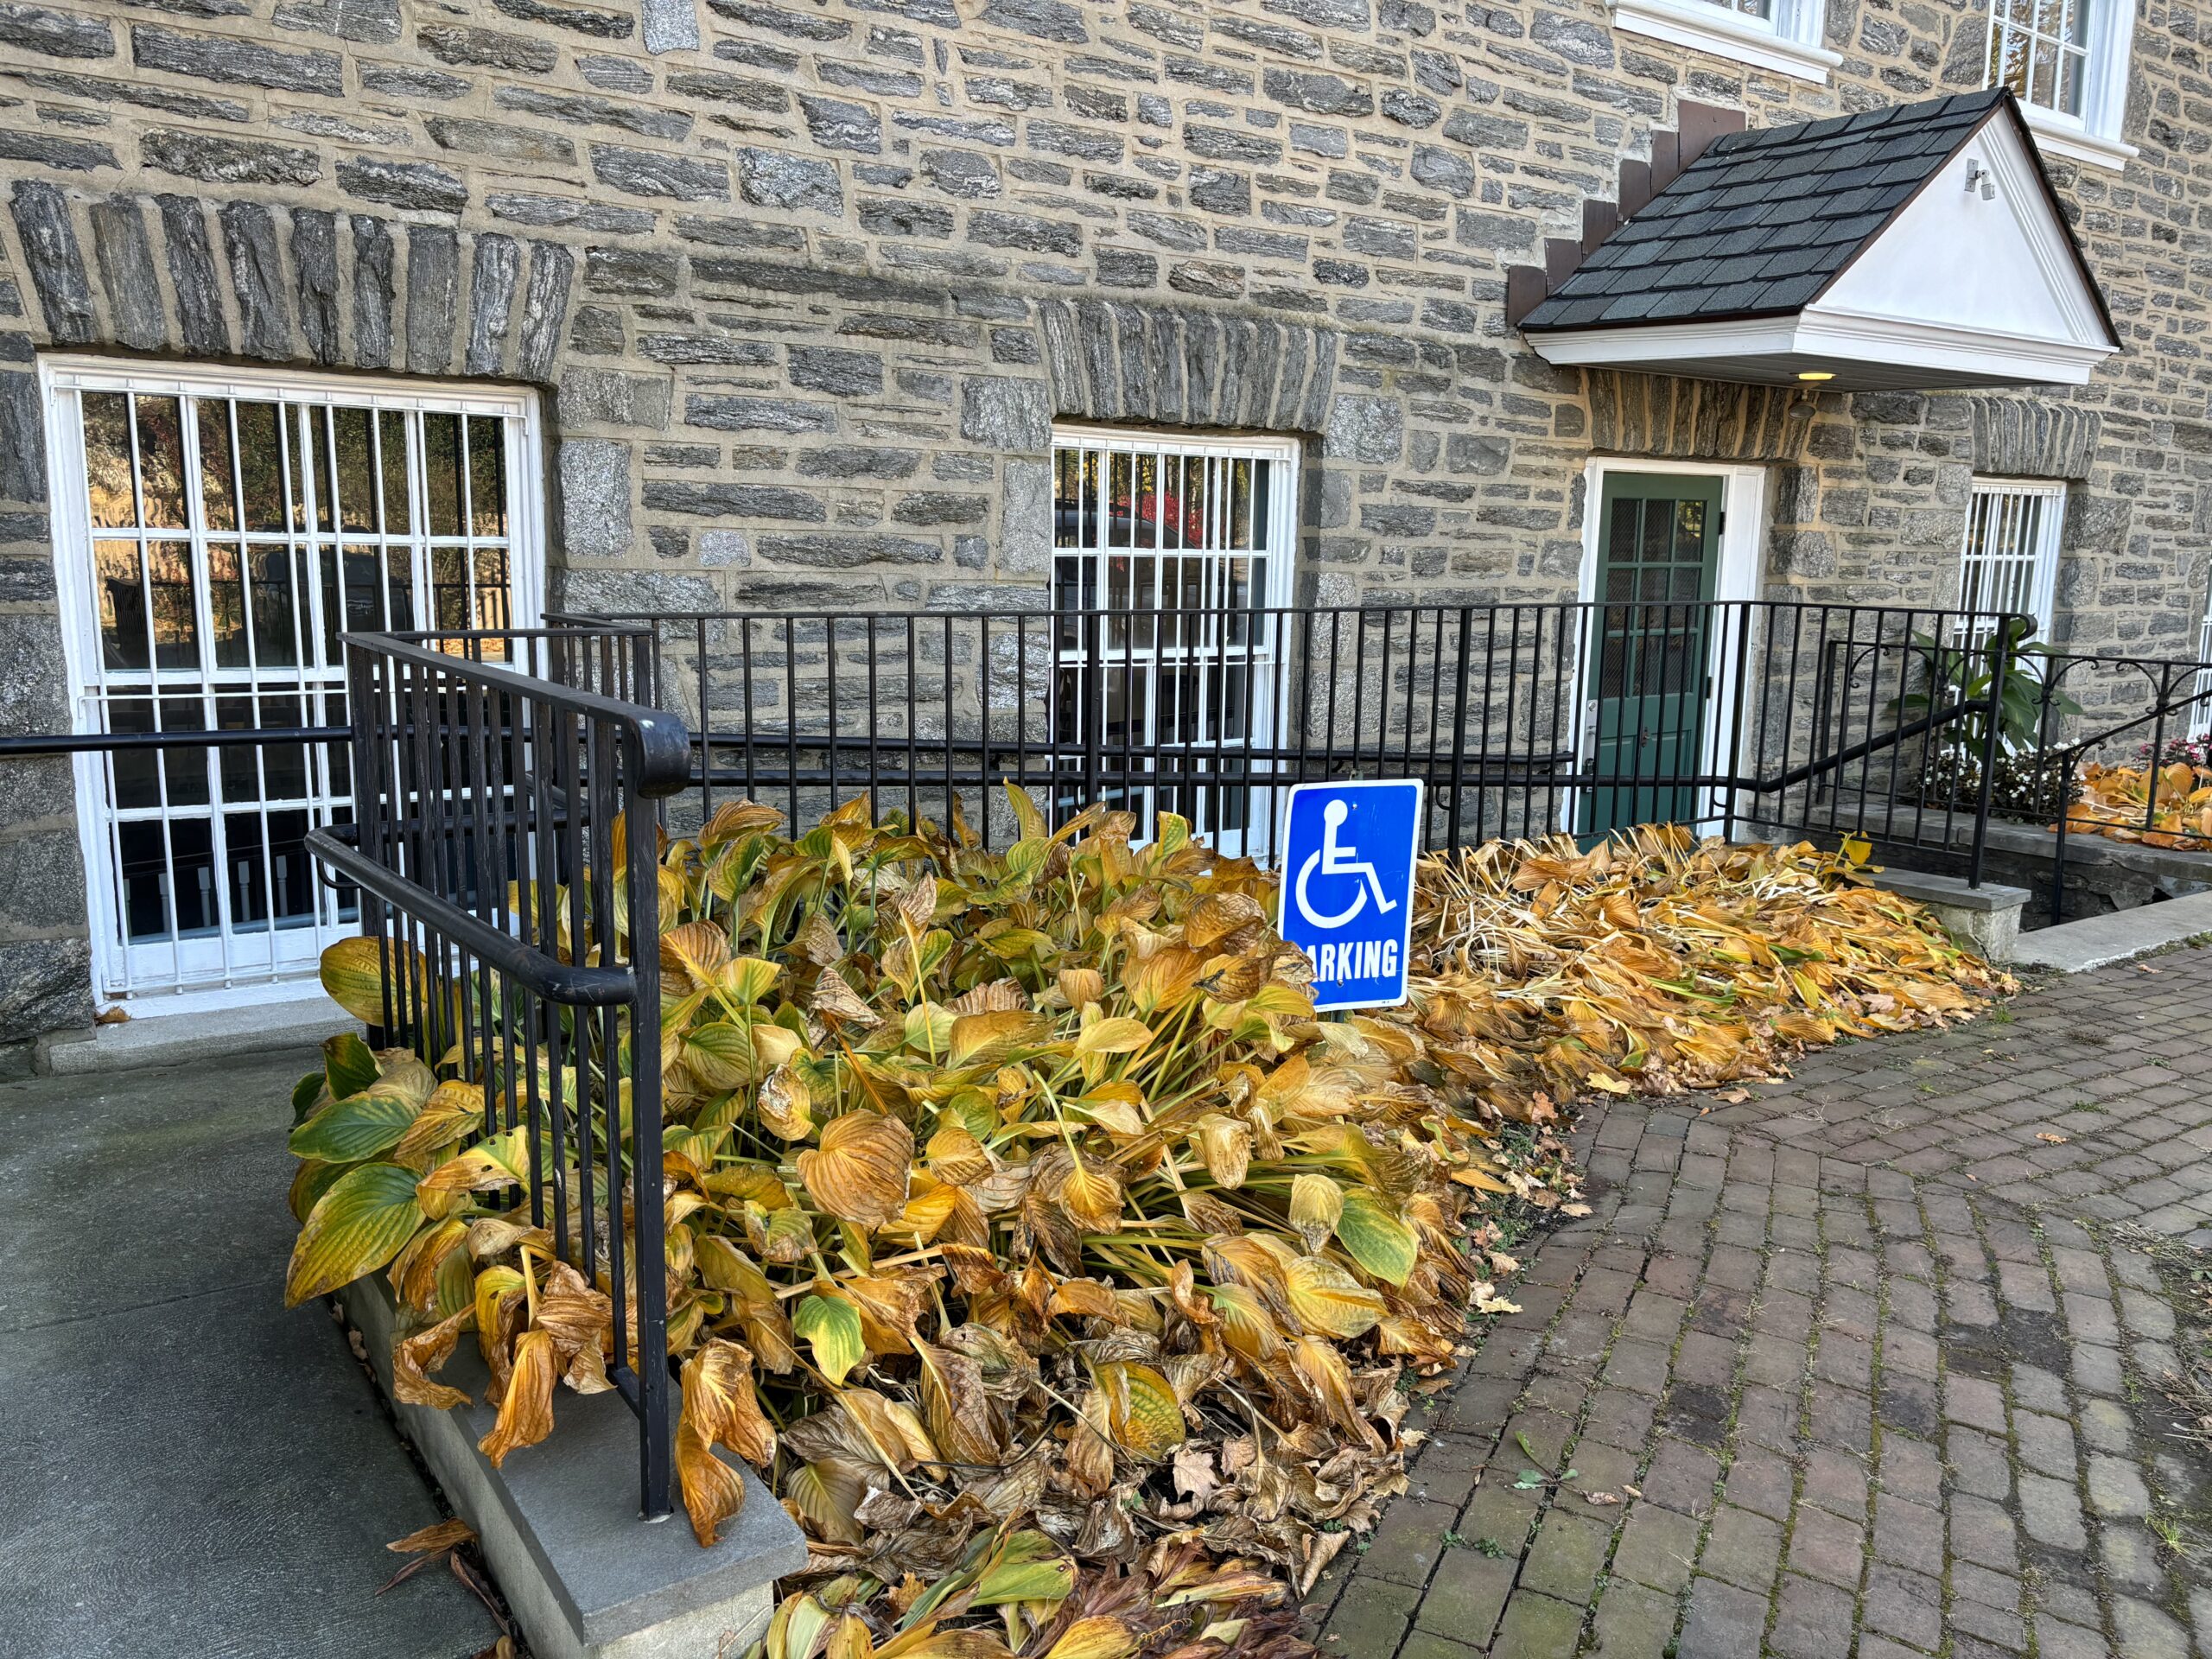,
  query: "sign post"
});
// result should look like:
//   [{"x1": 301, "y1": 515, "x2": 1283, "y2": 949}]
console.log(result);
[{"x1": 1275, "y1": 779, "x2": 1422, "y2": 1013}]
